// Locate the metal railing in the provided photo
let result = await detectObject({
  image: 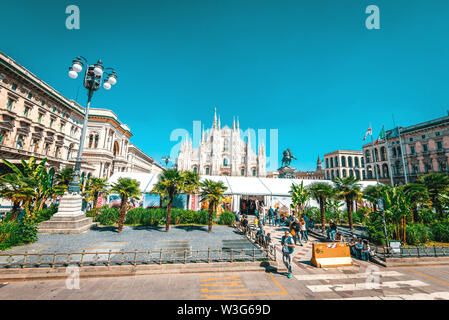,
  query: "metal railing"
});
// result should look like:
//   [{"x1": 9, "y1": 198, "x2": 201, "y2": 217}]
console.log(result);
[
  {"x1": 0, "y1": 246, "x2": 273, "y2": 269},
  {"x1": 235, "y1": 222, "x2": 276, "y2": 261},
  {"x1": 375, "y1": 246, "x2": 449, "y2": 260}
]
